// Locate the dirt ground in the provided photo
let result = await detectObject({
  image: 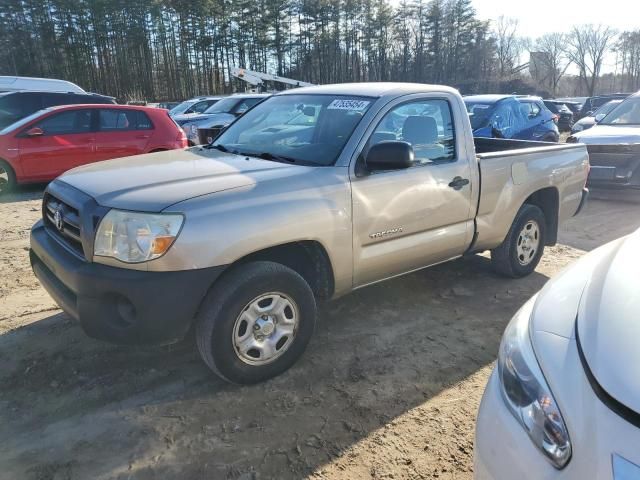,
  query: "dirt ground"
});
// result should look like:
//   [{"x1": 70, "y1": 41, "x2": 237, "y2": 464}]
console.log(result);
[{"x1": 1, "y1": 186, "x2": 640, "y2": 480}]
